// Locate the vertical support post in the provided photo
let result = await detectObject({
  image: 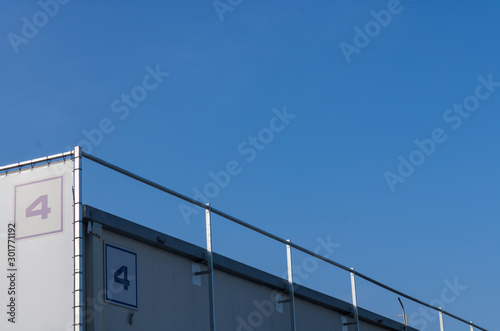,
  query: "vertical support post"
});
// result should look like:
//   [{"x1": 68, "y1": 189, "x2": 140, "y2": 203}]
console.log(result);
[
  {"x1": 470, "y1": 322, "x2": 474, "y2": 331},
  {"x1": 74, "y1": 146, "x2": 84, "y2": 331},
  {"x1": 286, "y1": 239, "x2": 297, "y2": 331},
  {"x1": 350, "y1": 269, "x2": 360, "y2": 331},
  {"x1": 438, "y1": 310, "x2": 444, "y2": 331},
  {"x1": 206, "y1": 204, "x2": 216, "y2": 331}
]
